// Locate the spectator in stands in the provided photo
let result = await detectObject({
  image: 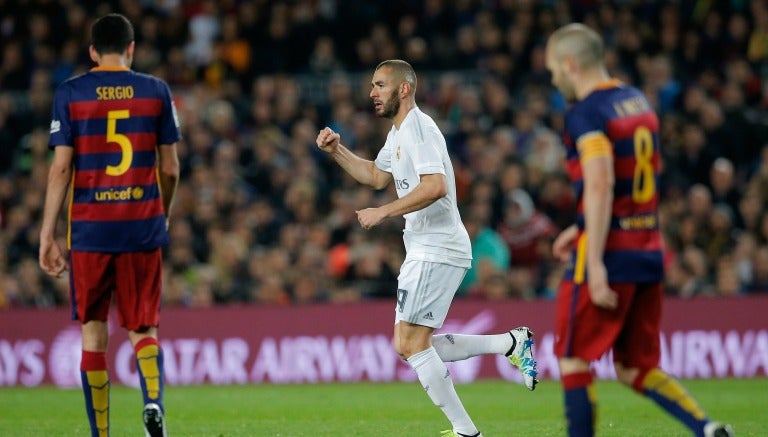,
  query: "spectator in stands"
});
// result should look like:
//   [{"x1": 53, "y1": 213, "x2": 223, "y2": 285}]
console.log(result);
[
  {"x1": 496, "y1": 188, "x2": 558, "y2": 294},
  {"x1": 709, "y1": 158, "x2": 741, "y2": 218},
  {"x1": 666, "y1": 247, "x2": 713, "y2": 298},
  {"x1": 705, "y1": 204, "x2": 739, "y2": 261},
  {"x1": 469, "y1": 272, "x2": 512, "y2": 301},
  {"x1": 748, "y1": 246, "x2": 768, "y2": 293},
  {"x1": 458, "y1": 202, "x2": 510, "y2": 296},
  {"x1": 675, "y1": 123, "x2": 716, "y2": 189},
  {"x1": 715, "y1": 255, "x2": 744, "y2": 296}
]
